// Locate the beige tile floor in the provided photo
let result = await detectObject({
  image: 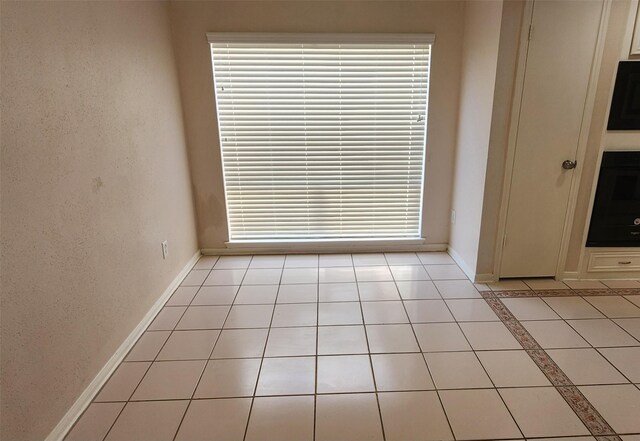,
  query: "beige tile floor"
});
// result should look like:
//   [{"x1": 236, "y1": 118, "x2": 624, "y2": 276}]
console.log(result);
[{"x1": 65, "y1": 253, "x2": 640, "y2": 441}]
